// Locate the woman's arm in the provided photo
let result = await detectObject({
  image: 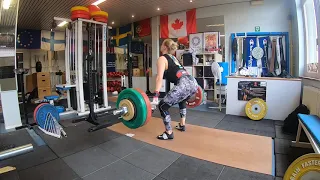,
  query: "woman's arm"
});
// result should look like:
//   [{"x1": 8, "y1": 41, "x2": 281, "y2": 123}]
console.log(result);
[{"x1": 154, "y1": 56, "x2": 167, "y2": 93}]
